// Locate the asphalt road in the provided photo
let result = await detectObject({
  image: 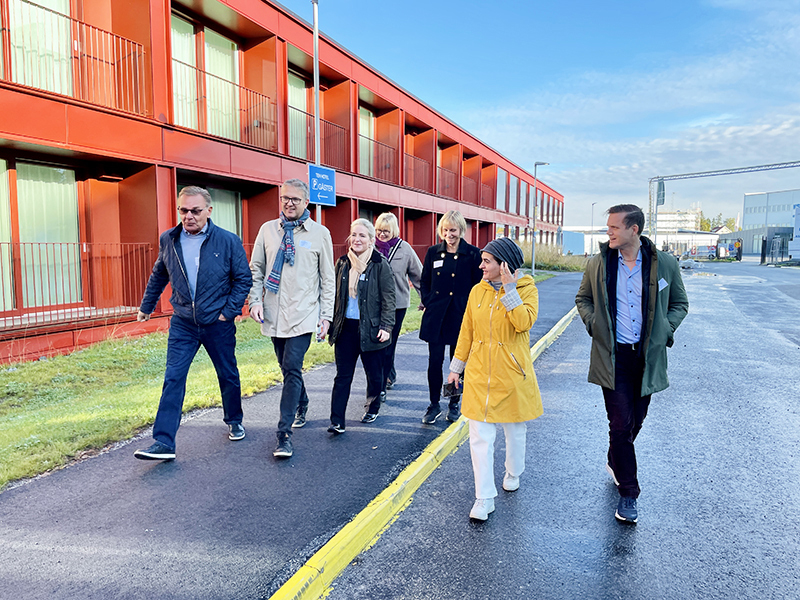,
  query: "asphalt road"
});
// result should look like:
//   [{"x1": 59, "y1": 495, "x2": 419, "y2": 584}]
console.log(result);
[
  {"x1": 324, "y1": 259, "x2": 800, "y2": 600},
  {"x1": 0, "y1": 272, "x2": 582, "y2": 599}
]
